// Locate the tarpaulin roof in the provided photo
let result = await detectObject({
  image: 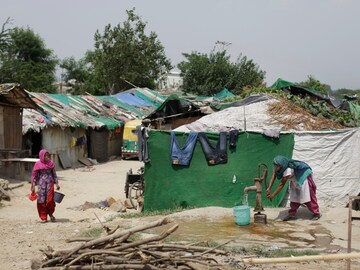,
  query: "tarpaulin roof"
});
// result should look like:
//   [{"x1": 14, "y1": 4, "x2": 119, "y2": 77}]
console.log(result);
[
  {"x1": 213, "y1": 88, "x2": 236, "y2": 100},
  {"x1": 195, "y1": 88, "x2": 236, "y2": 102},
  {"x1": 271, "y1": 78, "x2": 329, "y2": 101},
  {"x1": 24, "y1": 92, "x2": 136, "y2": 132},
  {"x1": 145, "y1": 94, "x2": 200, "y2": 120},
  {"x1": 113, "y1": 92, "x2": 152, "y2": 107},
  {"x1": 97, "y1": 95, "x2": 146, "y2": 117},
  {"x1": 116, "y1": 87, "x2": 165, "y2": 108}
]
